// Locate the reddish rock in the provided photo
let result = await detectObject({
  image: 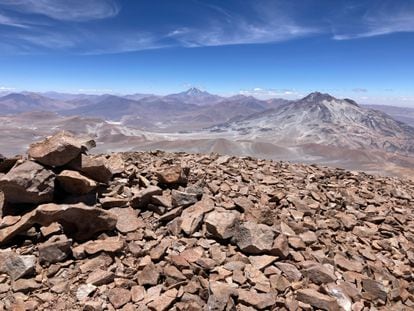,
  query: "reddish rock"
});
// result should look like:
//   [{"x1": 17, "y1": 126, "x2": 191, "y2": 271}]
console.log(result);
[
  {"x1": 28, "y1": 131, "x2": 92, "y2": 167},
  {"x1": 238, "y1": 289, "x2": 276, "y2": 310},
  {"x1": 131, "y1": 186, "x2": 162, "y2": 208},
  {"x1": 81, "y1": 236, "x2": 124, "y2": 255},
  {"x1": 147, "y1": 288, "x2": 178, "y2": 311},
  {"x1": 157, "y1": 166, "x2": 189, "y2": 185},
  {"x1": 138, "y1": 263, "x2": 160, "y2": 286},
  {"x1": 110, "y1": 207, "x2": 143, "y2": 233},
  {"x1": 57, "y1": 170, "x2": 97, "y2": 194},
  {"x1": 204, "y1": 209, "x2": 240, "y2": 239},
  {"x1": 334, "y1": 254, "x2": 364, "y2": 273},
  {"x1": 301, "y1": 261, "x2": 337, "y2": 285},
  {"x1": 68, "y1": 154, "x2": 113, "y2": 183},
  {"x1": 107, "y1": 287, "x2": 131, "y2": 309},
  {"x1": 296, "y1": 288, "x2": 341, "y2": 311},
  {"x1": 86, "y1": 269, "x2": 115, "y2": 286},
  {"x1": 0, "y1": 203, "x2": 117, "y2": 244}
]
